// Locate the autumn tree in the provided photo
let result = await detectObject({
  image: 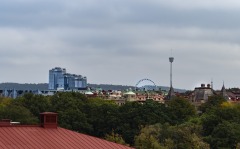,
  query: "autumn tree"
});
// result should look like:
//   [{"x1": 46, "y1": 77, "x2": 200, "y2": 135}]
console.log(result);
[{"x1": 134, "y1": 123, "x2": 209, "y2": 149}]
